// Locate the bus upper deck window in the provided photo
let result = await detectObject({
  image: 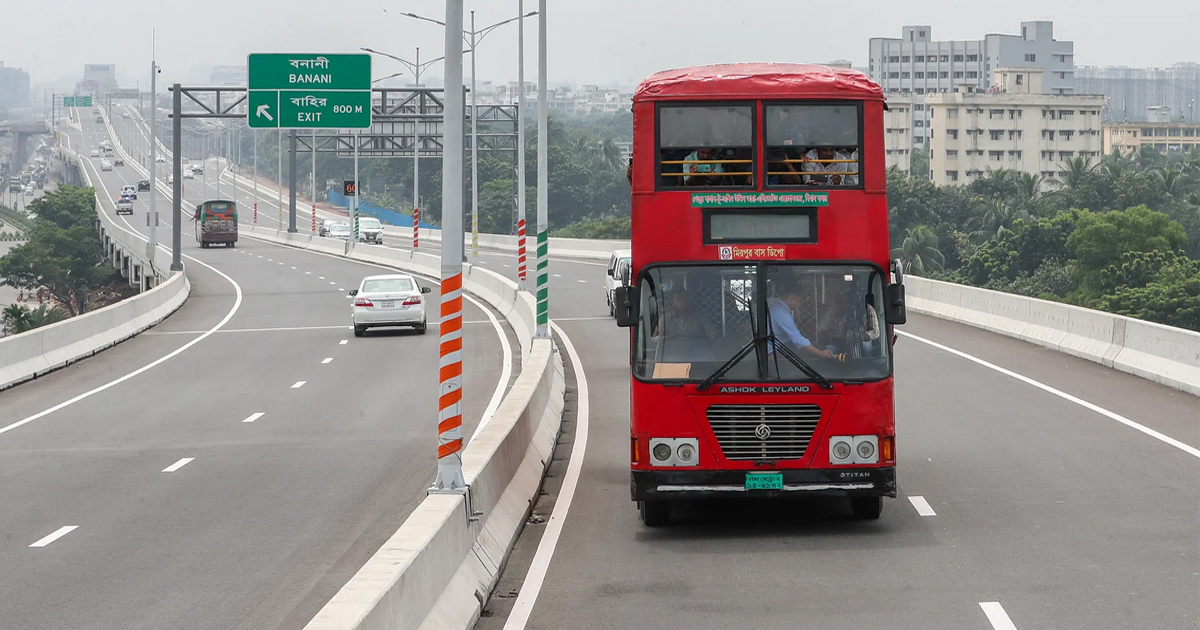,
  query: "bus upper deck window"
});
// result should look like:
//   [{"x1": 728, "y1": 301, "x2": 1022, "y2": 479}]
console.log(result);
[
  {"x1": 765, "y1": 104, "x2": 861, "y2": 188},
  {"x1": 657, "y1": 105, "x2": 754, "y2": 189}
]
